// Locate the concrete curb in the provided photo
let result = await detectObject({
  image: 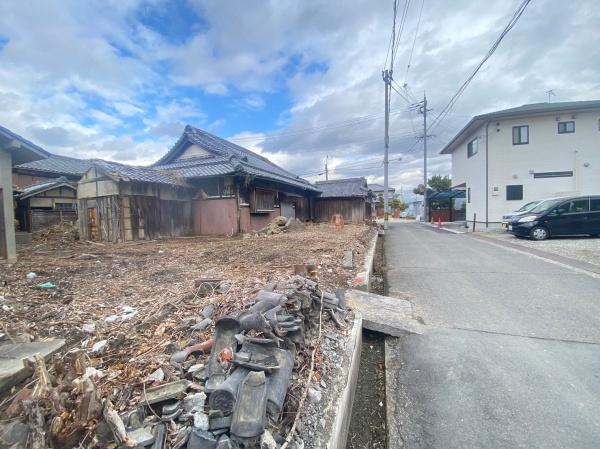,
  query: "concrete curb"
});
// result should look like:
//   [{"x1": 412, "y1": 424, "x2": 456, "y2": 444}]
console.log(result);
[
  {"x1": 419, "y1": 222, "x2": 467, "y2": 234},
  {"x1": 325, "y1": 316, "x2": 363, "y2": 449},
  {"x1": 352, "y1": 230, "x2": 379, "y2": 290}
]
